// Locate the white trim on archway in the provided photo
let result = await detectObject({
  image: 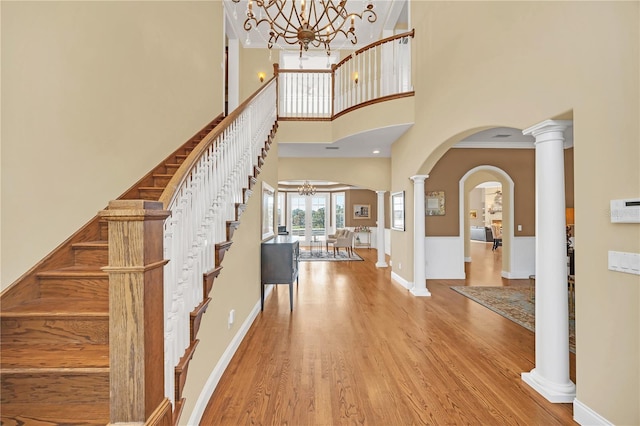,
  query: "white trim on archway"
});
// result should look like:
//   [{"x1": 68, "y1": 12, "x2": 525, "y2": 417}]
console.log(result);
[{"x1": 458, "y1": 165, "x2": 525, "y2": 279}]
